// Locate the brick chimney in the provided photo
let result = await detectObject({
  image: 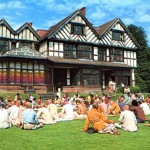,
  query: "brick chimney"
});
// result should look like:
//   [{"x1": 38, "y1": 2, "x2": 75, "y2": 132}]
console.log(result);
[
  {"x1": 28, "y1": 22, "x2": 32, "y2": 26},
  {"x1": 80, "y1": 7, "x2": 86, "y2": 16}
]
